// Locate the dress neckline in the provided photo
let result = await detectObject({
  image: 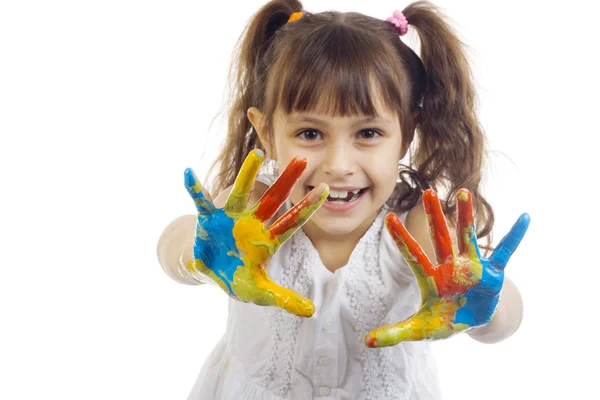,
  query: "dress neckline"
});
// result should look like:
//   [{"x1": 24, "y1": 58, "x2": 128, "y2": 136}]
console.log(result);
[{"x1": 292, "y1": 206, "x2": 389, "y2": 276}]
